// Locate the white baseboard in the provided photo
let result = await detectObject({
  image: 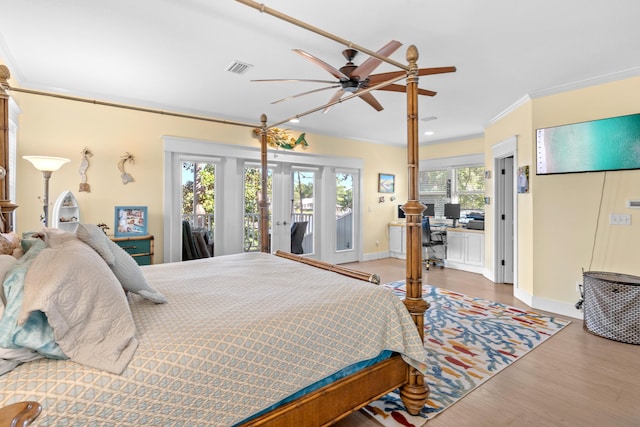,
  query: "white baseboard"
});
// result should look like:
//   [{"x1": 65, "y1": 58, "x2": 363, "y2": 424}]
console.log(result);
[
  {"x1": 362, "y1": 251, "x2": 389, "y2": 262},
  {"x1": 514, "y1": 287, "x2": 583, "y2": 320}
]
